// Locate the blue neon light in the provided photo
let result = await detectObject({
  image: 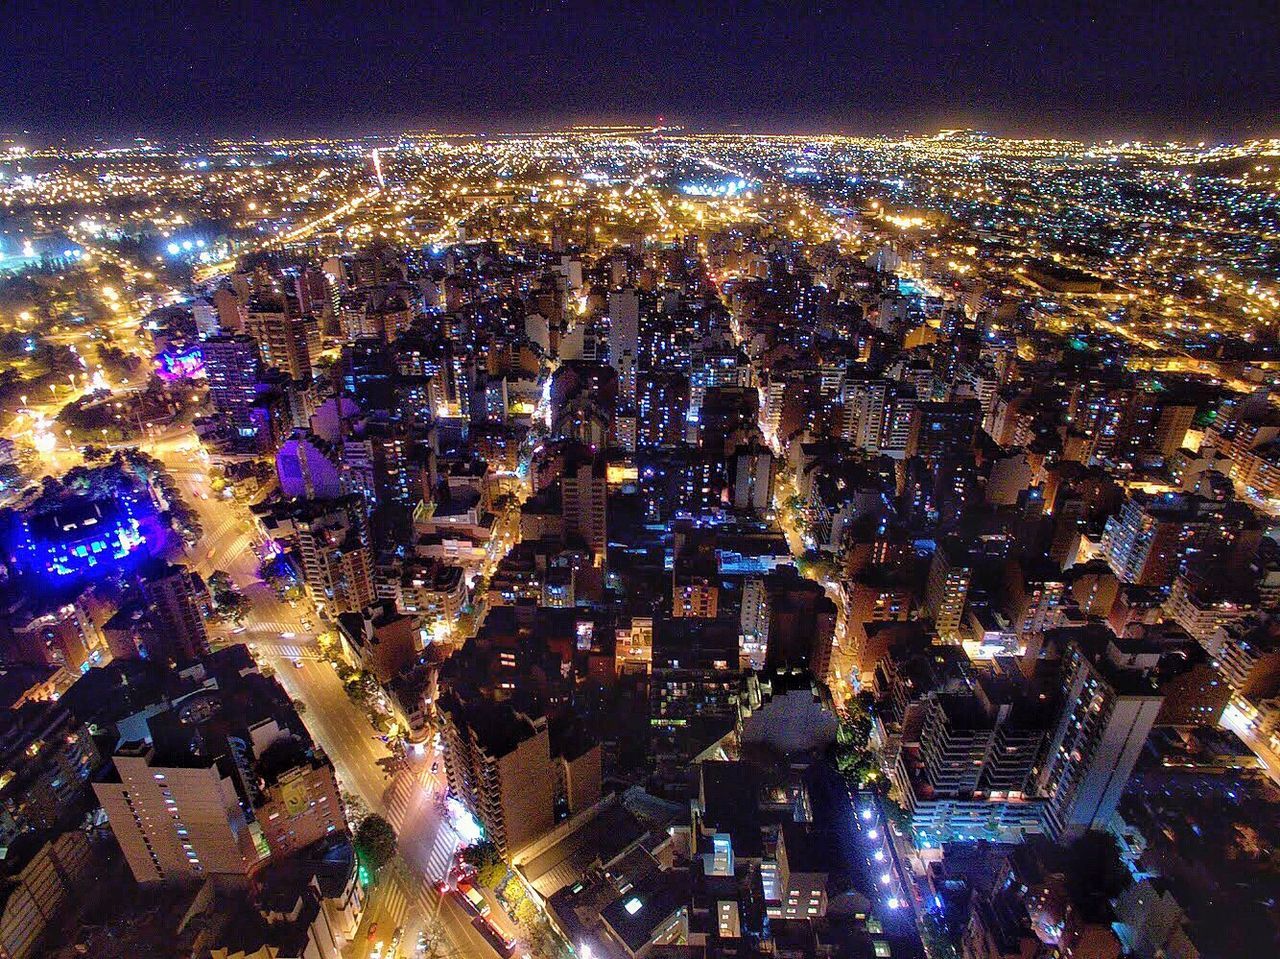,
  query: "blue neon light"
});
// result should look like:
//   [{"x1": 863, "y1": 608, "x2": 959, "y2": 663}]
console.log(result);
[{"x1": 16, "y1": 494, "x2": 152, "y2": 580}]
